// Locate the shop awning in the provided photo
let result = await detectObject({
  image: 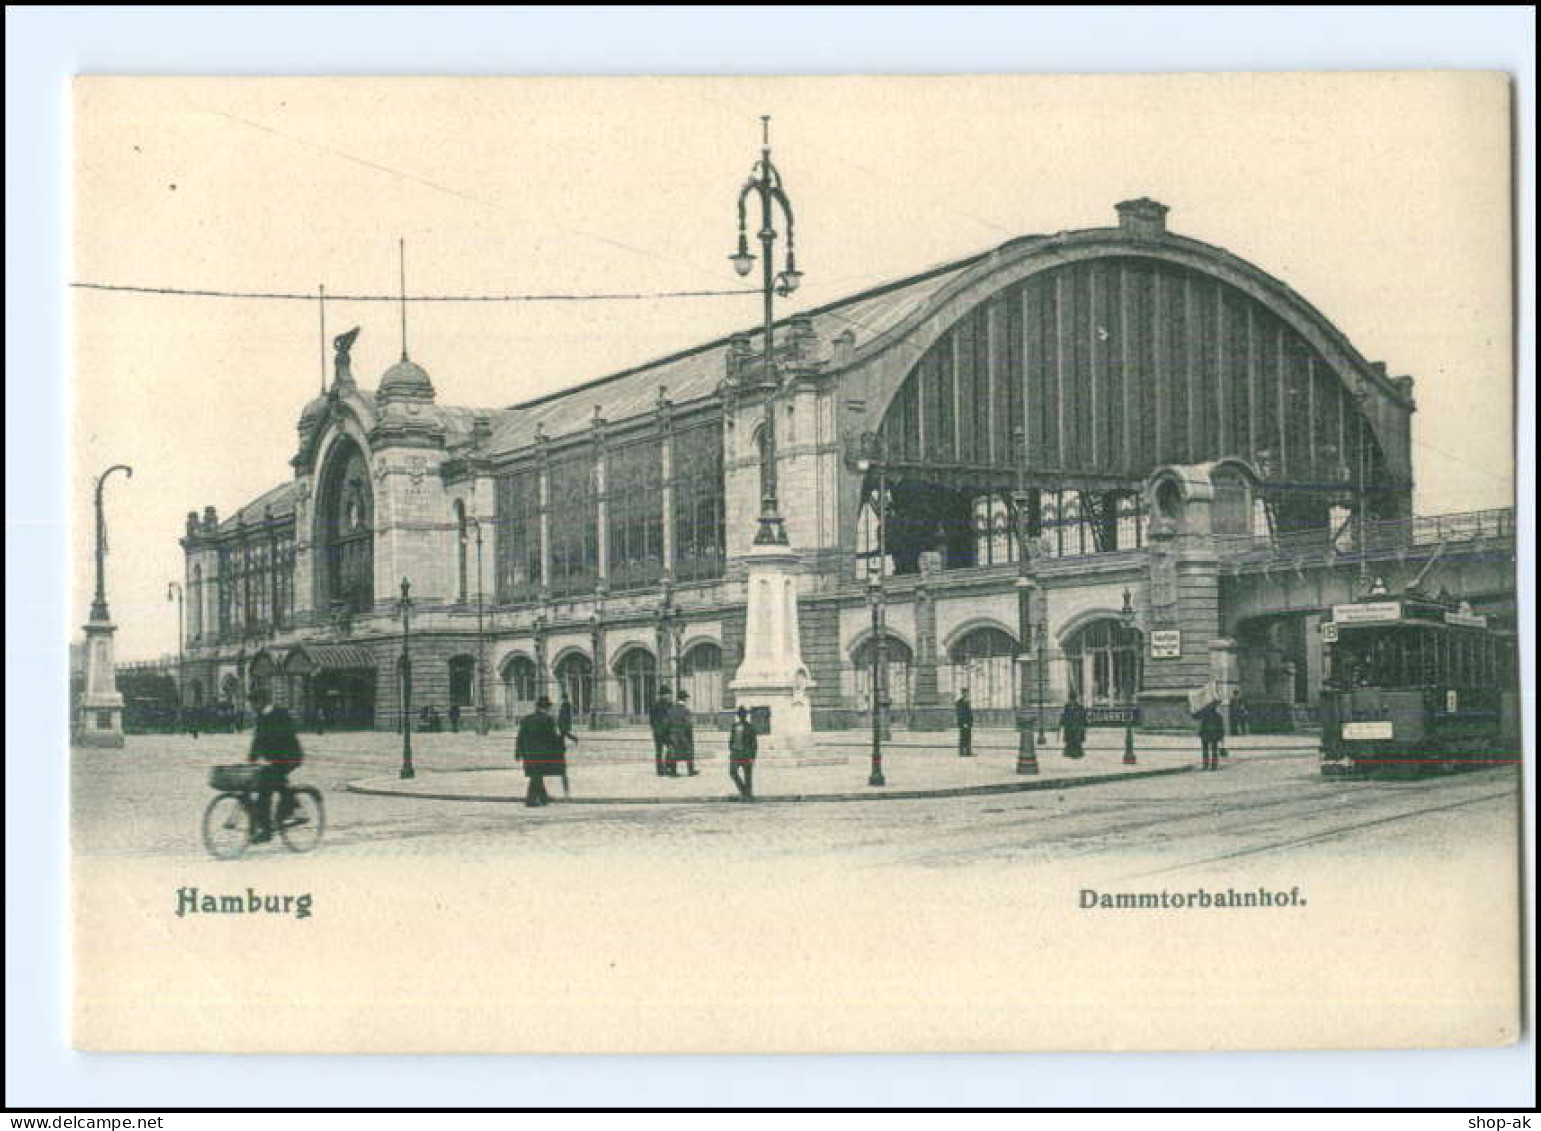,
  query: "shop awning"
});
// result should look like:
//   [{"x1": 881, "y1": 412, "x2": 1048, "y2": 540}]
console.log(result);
[{"x1": 283, "y1": 643, "x2": 377, "y2": 675}]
